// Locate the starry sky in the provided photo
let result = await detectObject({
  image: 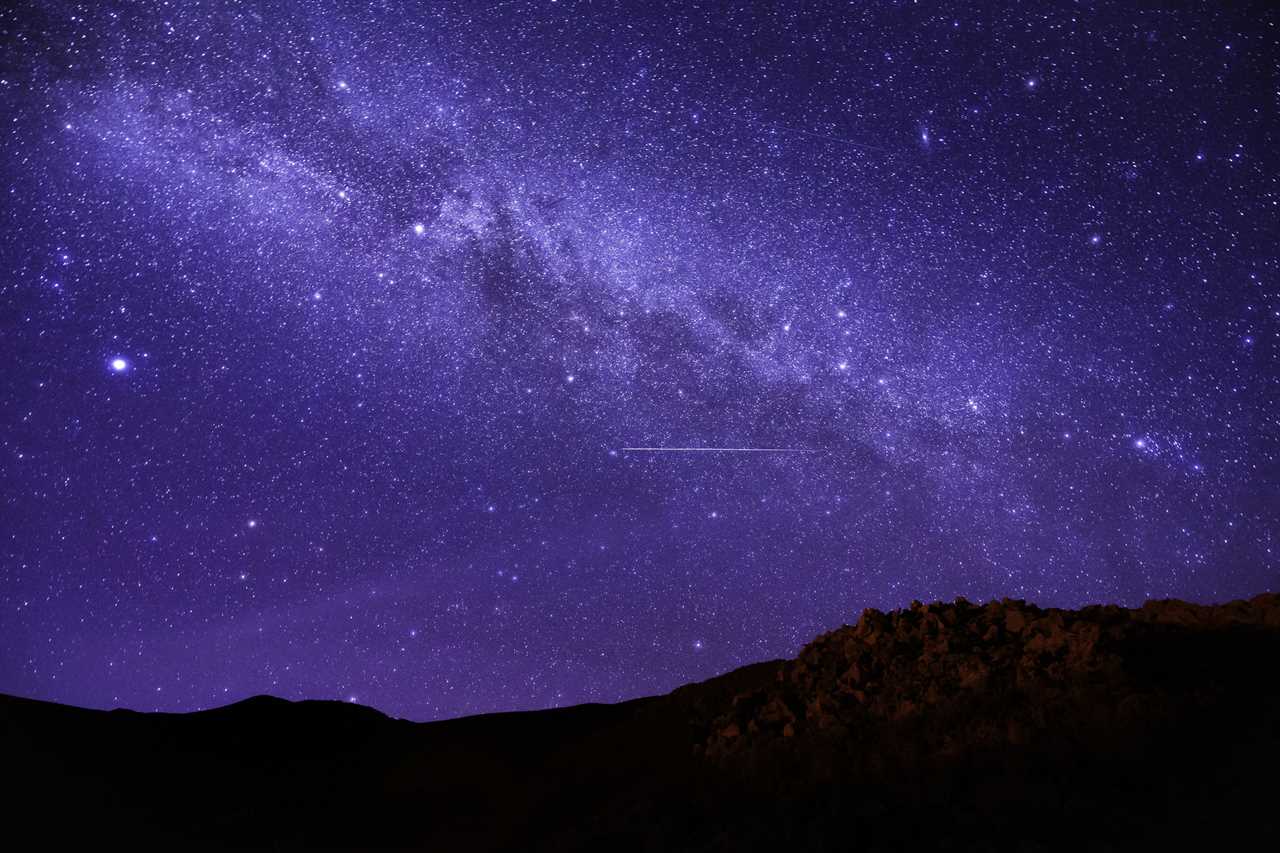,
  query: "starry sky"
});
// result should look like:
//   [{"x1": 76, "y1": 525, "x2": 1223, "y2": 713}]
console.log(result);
[{"x1": 2, "y1": 1, "x2": 1277, "y2": 721}]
